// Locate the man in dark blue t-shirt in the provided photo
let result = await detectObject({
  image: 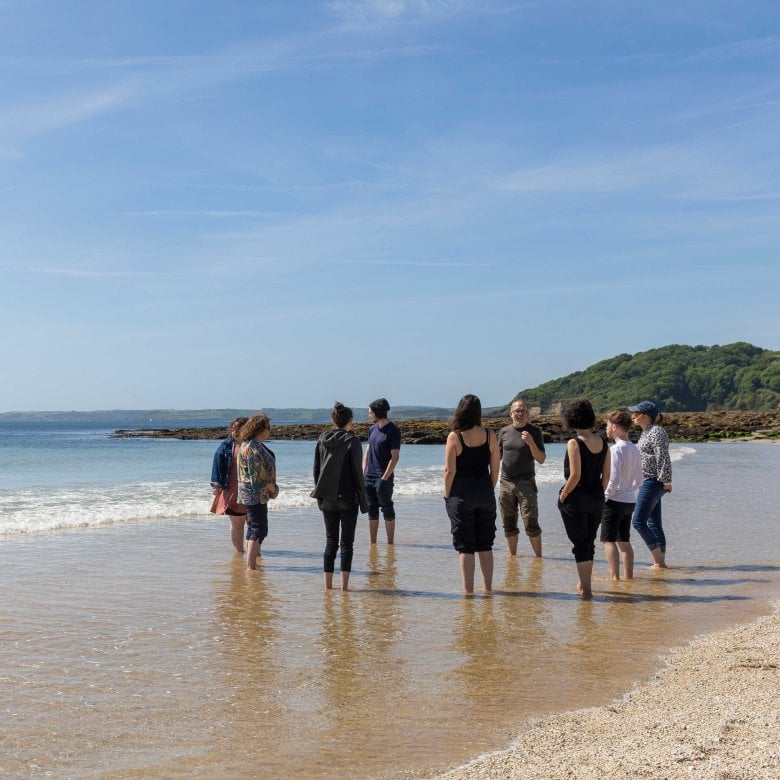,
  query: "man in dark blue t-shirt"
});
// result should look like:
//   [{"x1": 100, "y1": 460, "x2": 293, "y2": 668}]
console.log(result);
[{"x1": 362, "y1": 397, "x2": 401, "y2": 544}]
